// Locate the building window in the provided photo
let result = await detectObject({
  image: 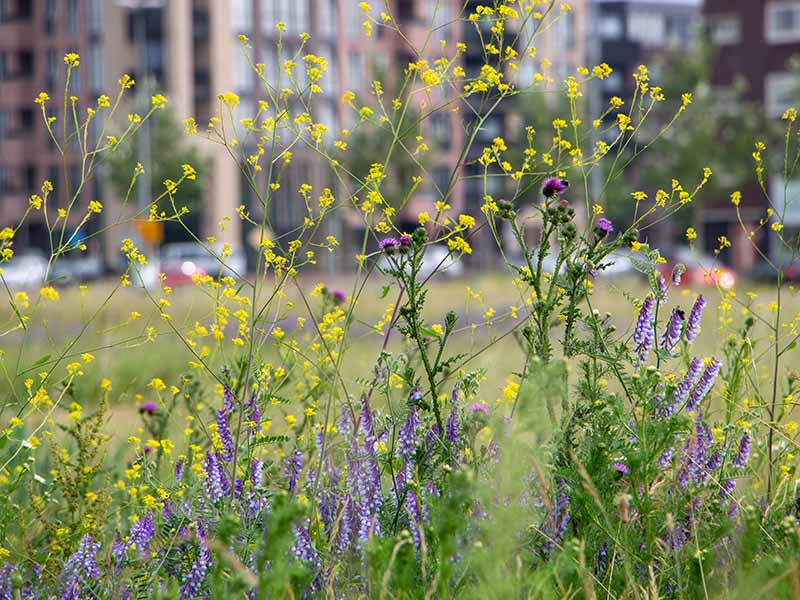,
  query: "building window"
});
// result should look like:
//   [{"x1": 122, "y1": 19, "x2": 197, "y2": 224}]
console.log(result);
[
  {"x1": 348, "y1": 51, "x2": 362, "y2": 89},
  {"x1": 45, "y1": 0, "x2": 56, "y2": 34},
  {"x1": 234, "y1": 50, "x2": 253, "y2": 93},
  {"x1": 0, "y1": 112, "x2": 9, "y2": 140},
  {"x1": 90, "y1": 43, "x2": 103, "y2": 92},
  {"x1": 46, "y1": 48, "x2": 57, "y2": 89},
  {"x1": 431, "y1": 111, "x2": 450, "y2": 150},
  {"x1": 17, "y1": 49, "x2": 34, "y2": 79},
  {"x1": 0, "y1": 167, "x2": 13, "y2": 194},
  {"x1": 397, "y1": 0, "x2": 414, "y2": 20},
  {"x1": 317, "y1": 0, "x2": 335, "y2": 38},
  {"x1": 432, "y1": 167, "x2": 450, "y2": 195},
  {"x1": 232, "y1": 0, "x2": 252, "y2": 34},
  {"x1": 766, "y1": 1, "x2": 800, "y2": 44},
  {"x1": 0, "y1": 0, "x2": 10, "y2": 22},
  {"x1": 18, "y1": 0, "x2": 33, "y2": 19},
  {"x1": 598, "y1": 14, "x2": 623, "y2": 39},
  {"x1": 0, "y1": 52, "x2": 8, "y2": 80},
  {"x1": 67, "y1": 0, "x2": 78, "y2": 35},
  {"x1": 555, "y1": 11, "x2": 575, "y2": 51},
  {"x1": 88, "y1": 0, "x2": 102, "y2": 34},
  {"x1": 708, "y1": 14, "x2": 741, "y2": 46},
  {"x1": 19, "y1": 108, "x2": 33, "y2": 131},
  {"x1": 765, "y1": 72, "x2": 797, "y2": 117},
  {"x1": 627, "y1": 11, "x2": 665, "y2": 46}
]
